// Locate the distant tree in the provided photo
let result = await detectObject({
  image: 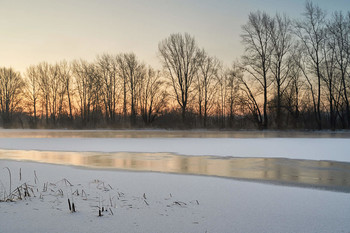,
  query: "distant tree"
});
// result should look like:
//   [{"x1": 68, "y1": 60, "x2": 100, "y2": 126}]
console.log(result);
[
  {"x1": 294, "y1": 1, "x2": 327, "y2": 129},
  {"x1": 0, "y1": 67, "x2": 24, "y2": 126},
  {"x1": 57, "y1": 60, "x2": 74, "y2": 121},
  {"x1": 321, "y1": 26, "x2": 338, "y2": 130},
  {"x1": 226, "y1": 64, "x2": 241, "y2": 128},
  {"x1": 139, "y1": 67, "x2": 168, "y2": 125},
  {"x1": 72, "y1": 60, "x2": 100, "y2": 126},
  {"x1": 327, "y1": 11, "x2": 350, "y2": 128},
  {"x1": 117, "y1": 53, "x2": 145, "y2": 126},
  {"x1": 37, "y1": 62, "x2": 51, "y2": 125},
  {"x1": 237, "y1": 69, "x2": 264, "y2": 128},
  {"x1": 269, "y1": 14, "x2": 293, "y2": 129},
  {"x1": 48, "y1": 63, "x2": 62, "y2": 125},
  {"x1": 116, "y1": 55, "x2": 128, "y2": 120},
  {"x1": 216, "y1": 69, "x2": 229, "y2": 128},
  {"x1": 196, "y1": 49, "x2": 221, "y2": 127},
  {"x1": 97, "y1": 54, "x2": 120, "y2": 122},
  {"x1": 24, "y1": 65, "x2": 40, "y2": 126},
  {"x1": 158, "y1": 33, "x2": 201, "y2": 123},
  {"x1": 241, "y1": 11, "x2": 273, "y2": 129},
  {"x1": 286, "y1": 48, "x2": 305, "y2": 128}
]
